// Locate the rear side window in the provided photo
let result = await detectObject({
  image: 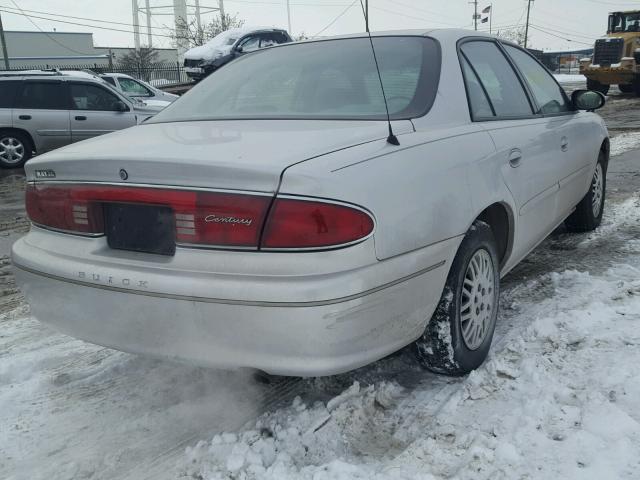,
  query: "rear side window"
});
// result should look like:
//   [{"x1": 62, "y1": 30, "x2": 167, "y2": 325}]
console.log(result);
[
  {"x1": 460, "y1": 56, "x2": 494, "y2": 119},
  {"x1": 119, "y1": 78, "x2": 152, "y2": 96},
  {"x1": 70, "y1": 83, "x2": 124, "y2": 111},
  {"x1": 15, "y1": 82, "x2": 68, "y2": 110},
  {"x1": 460, "y1": 41, "x2": 533, "y2": 118},
  {"x1": 503, "y1": 45, "x2": 571, "y2": 115},
  {"x1": 0, "y1": 81, "x2": 18, "y2": 108}
]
